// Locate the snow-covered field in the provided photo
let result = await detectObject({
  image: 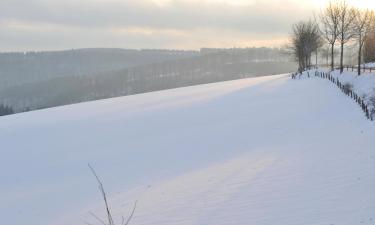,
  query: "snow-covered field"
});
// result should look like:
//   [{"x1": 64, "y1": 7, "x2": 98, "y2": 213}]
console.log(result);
[
  {"x1": 304, "y1": 68, "x2": 375, "y2": 114},
  {"x1": 332, "y1": 70, "x2": 375, "y2": 95},
  {"x1": 330, "y1": 70, "x2": 375, "y2": 107},
  {"x1": 365, "y1": 62, "x2": 375, "y2": 68},
  {"x1": 1, "y1": 74, "x2": 374, "y2": 225}
]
